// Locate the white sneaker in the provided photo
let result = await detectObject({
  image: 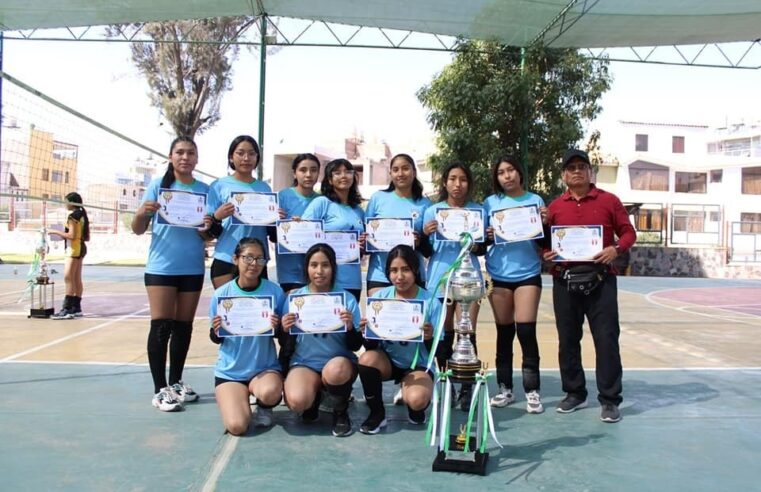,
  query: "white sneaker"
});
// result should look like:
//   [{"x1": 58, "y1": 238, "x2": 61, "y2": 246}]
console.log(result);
[
  {"x1": 526, "y1": 390, "x2": 544, "y2": 414},
  {"x1": 393, "y1": 388, "x2": 404, "y2": 406},
  {"x1": 171, "y1": 381, "x2": 199, "y2": 403},
  {"x1": 254, "y1": 407, "x2": 273, "y2": 427},
  {"x1": 490, "y1": 384, "x2": 515, "y2": 408},
  {"x1": 152, "y1": 387, "x2": 182, "y2": 412}
]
